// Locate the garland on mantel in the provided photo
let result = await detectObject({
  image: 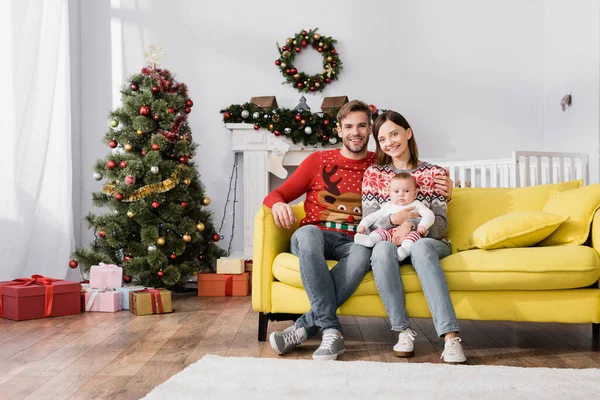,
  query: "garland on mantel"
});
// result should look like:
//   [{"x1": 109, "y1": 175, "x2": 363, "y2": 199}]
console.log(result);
[{"x1": 221, "y1": 103, "x2": 381, "y2": 147}]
